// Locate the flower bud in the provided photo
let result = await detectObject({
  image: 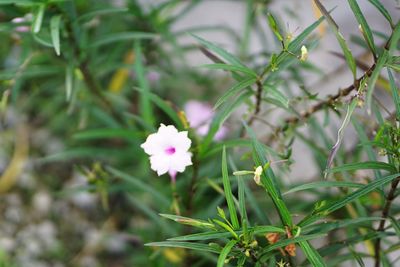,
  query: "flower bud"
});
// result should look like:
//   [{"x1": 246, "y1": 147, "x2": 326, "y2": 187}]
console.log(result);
[
  {"x1": 300, "y1": 45, "x2": 308, "y2": 61},
  {"x1": 254, "y1": 166, "x2": 263, "y2": 185},
  {"x1": 266, "y1": 233, "x2": 280, "y2": 244},
  {"x1": 285, "y1": 243, "x2": 296, "y2": 257}
]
